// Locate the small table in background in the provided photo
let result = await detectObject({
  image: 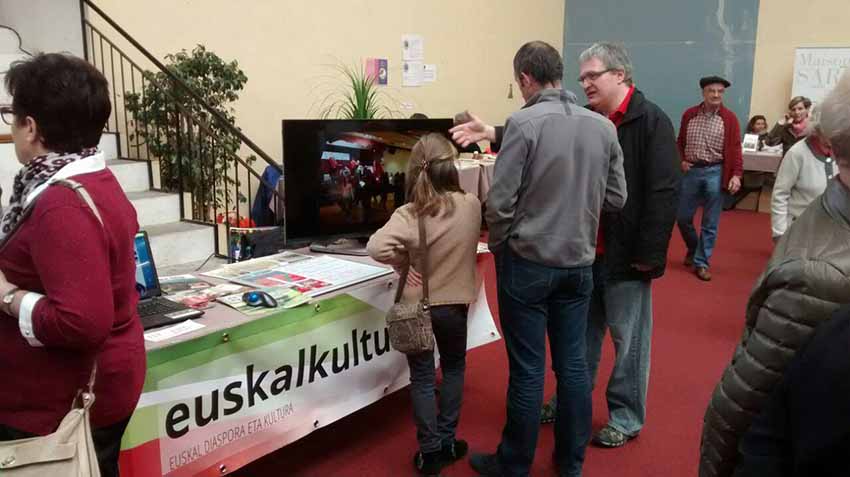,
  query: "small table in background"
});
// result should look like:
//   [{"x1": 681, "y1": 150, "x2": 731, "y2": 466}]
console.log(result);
[
  {"x1": 743, "y1": 150, "x2": 782, "y2": 173},
  {"x1": 740, "y1": 150, "x2": 783, "y2": 211}
]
